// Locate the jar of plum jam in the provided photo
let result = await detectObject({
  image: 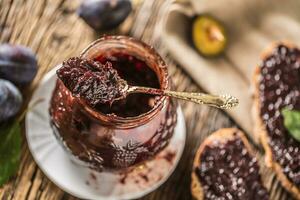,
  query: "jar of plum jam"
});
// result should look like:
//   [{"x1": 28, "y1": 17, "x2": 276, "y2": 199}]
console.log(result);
[{"x1": 49, "y1": 36, "x2": 178, "y2": 171}]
